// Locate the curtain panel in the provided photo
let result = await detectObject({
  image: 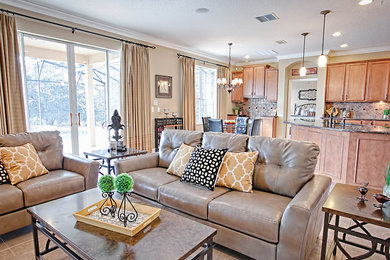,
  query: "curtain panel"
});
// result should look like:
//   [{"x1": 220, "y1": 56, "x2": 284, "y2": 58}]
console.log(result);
[
  {"x1": 217, "y1": 66, "x2": 230, "y2": 120},
  {"x1": 0, "y1": 14, "x2": 26, "y2": 135},
  {"x1": 121, "y1": 43, "x2": 152, "y2": 152},
  {"x1": 180, "y1": 57, "x2": 195, "y2": 130}
]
